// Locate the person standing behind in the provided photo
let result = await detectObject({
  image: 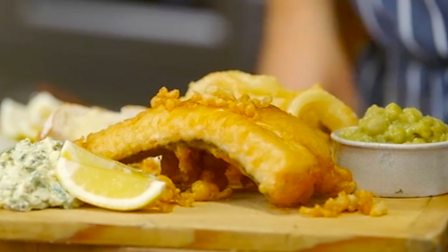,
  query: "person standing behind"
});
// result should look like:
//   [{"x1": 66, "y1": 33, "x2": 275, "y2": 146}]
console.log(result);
[{"x1": 258, "y1": 0, "x2": 448, "y2": 121}]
